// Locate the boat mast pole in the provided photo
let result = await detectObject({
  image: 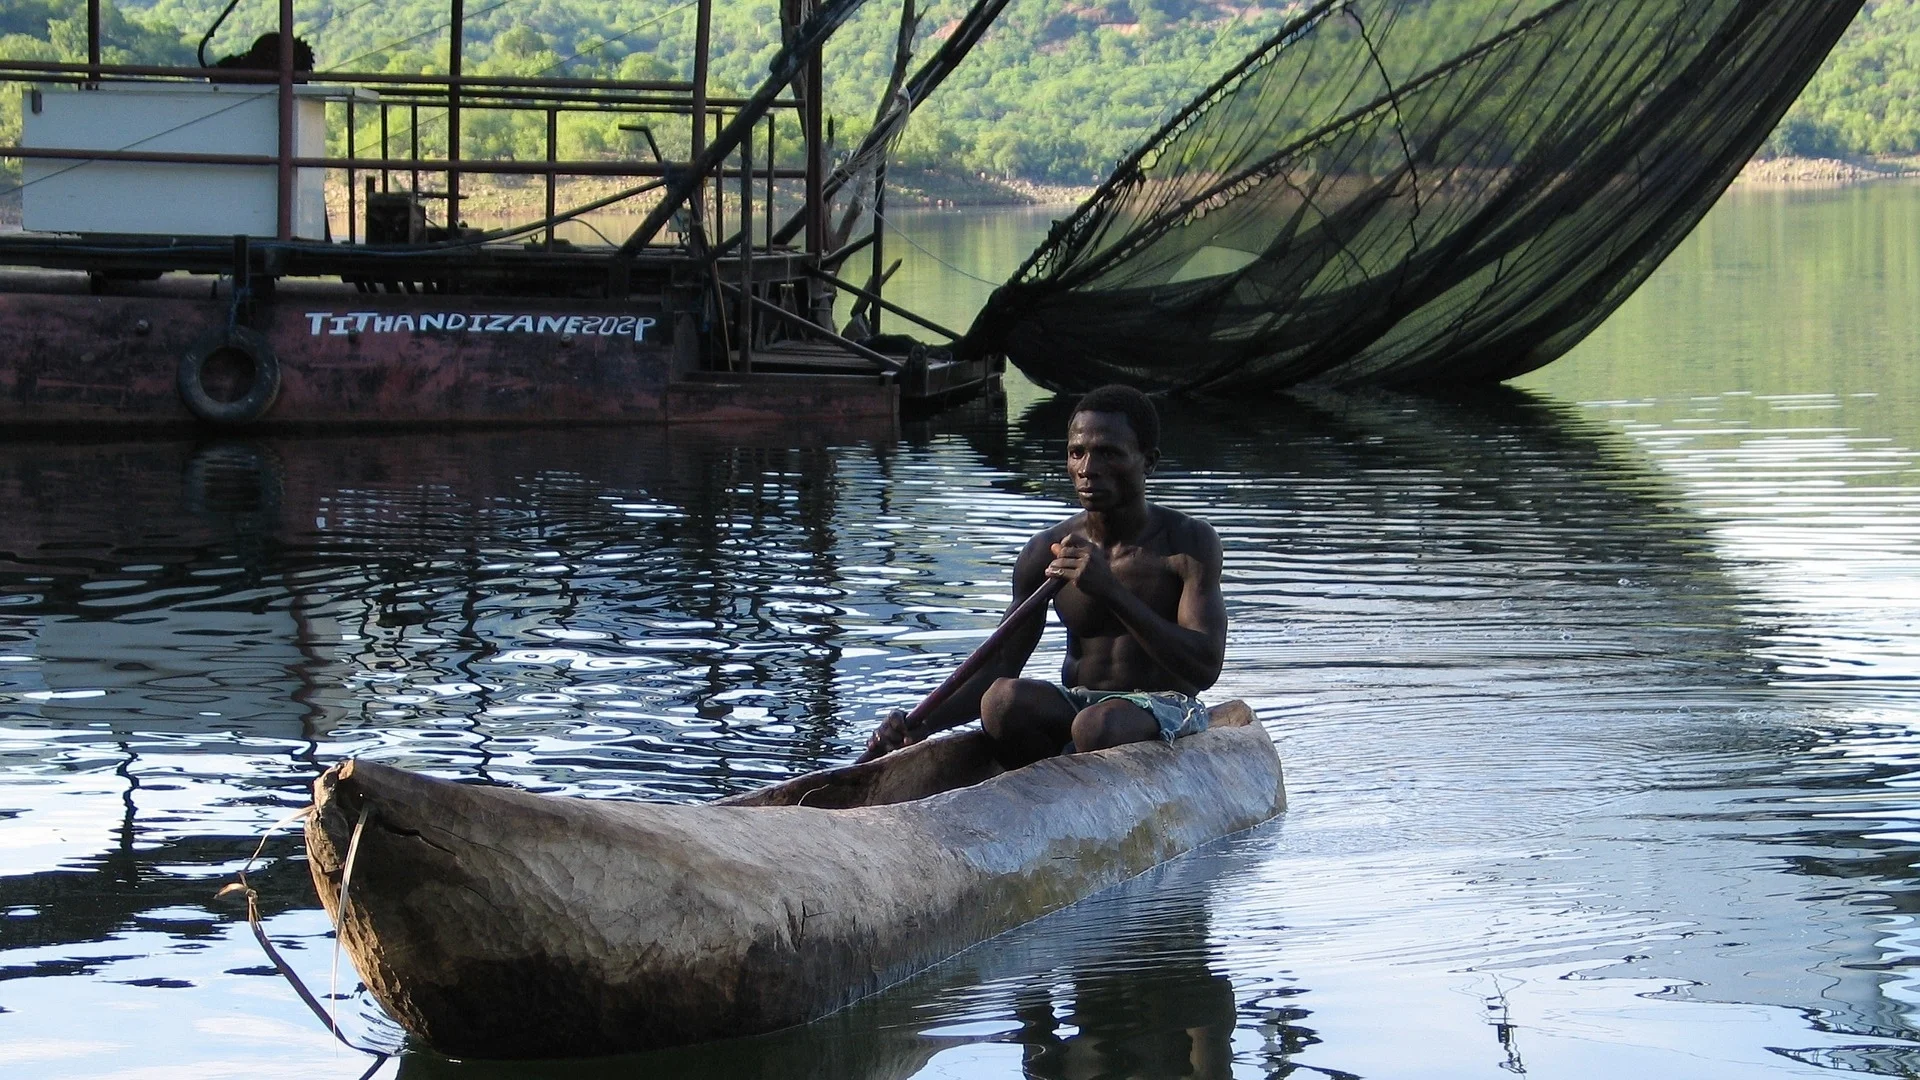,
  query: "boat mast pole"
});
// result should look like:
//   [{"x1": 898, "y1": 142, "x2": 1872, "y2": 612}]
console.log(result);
[
  {"x1": 739, "y1": 122, "x2": 754, "y2": 371},
  {"x1": 869, "y1": 161, "x2": 883, "y2": 332},
  {"x1": 347, "y1": 98, "x2": 356, "y2": 242},
  {"x1": 691, "y1": 0, "x2": 711, "y2": 231},
  {"x1": 545, "y1": 108, "x2": 557, "y2": 249},
  {"x1": 86, "y1": 0, "x2": 100, "y2": 85},
  {"x1": 867, "y1": 0, "x2": 915, "y2": 330},
  {"x1": 275, "y1": 0, "x2": 294, "y2": 240},
  {"x1": 448, "y1": 0, "x2": 464, "y2": 227},
  {"x1": 804, "y1": 0, "x2": 825, "y2": 268}
]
